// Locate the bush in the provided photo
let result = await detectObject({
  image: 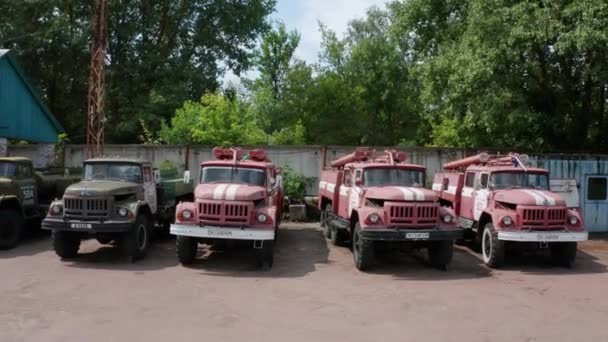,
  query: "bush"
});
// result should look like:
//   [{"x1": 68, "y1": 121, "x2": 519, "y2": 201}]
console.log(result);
[{"x1": 281, "y1": 165, "x2": 314, "y2": 202}]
